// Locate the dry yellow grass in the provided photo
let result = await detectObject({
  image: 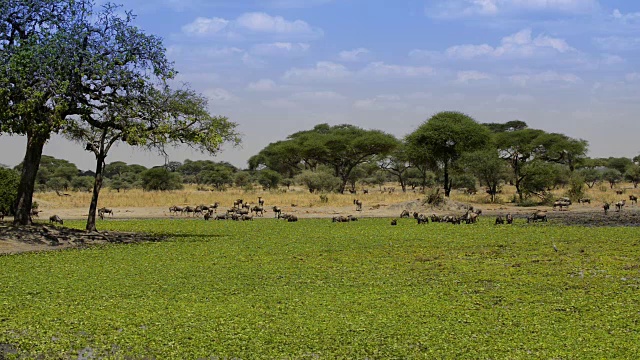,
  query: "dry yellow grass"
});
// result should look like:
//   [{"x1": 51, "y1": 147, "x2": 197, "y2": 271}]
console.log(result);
[{"x1": 33, "y1": 182, "x2": 638, "y2": 212}]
